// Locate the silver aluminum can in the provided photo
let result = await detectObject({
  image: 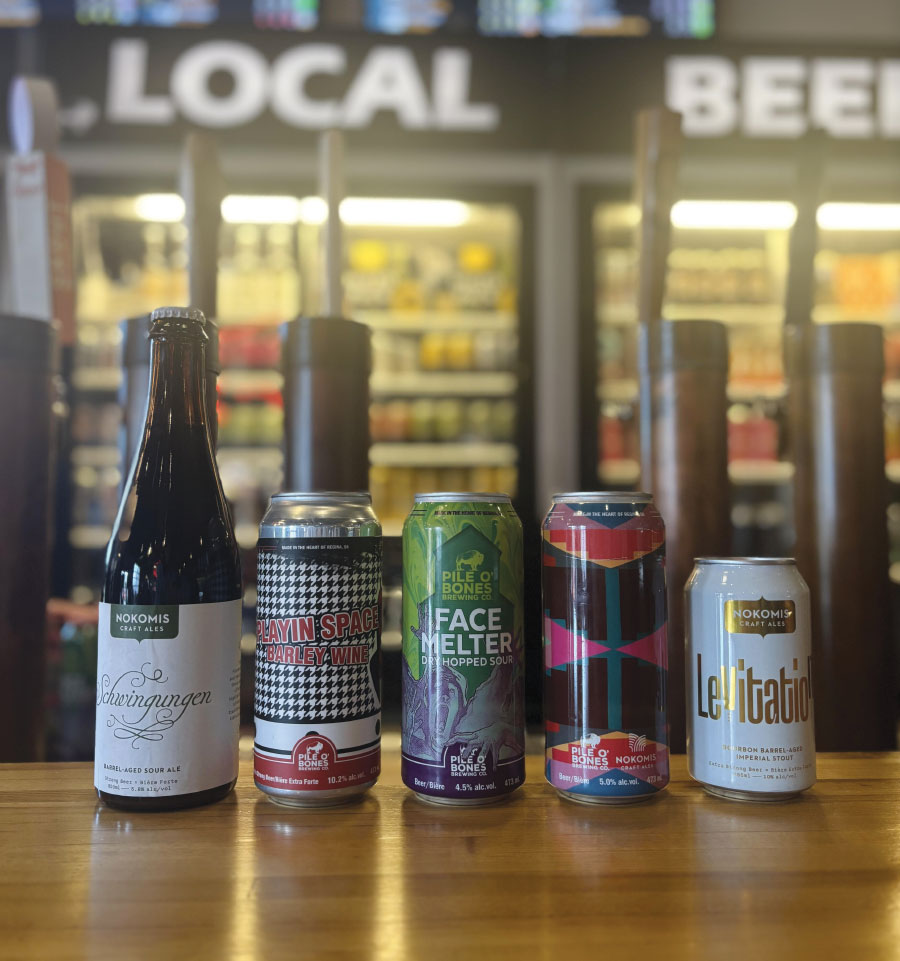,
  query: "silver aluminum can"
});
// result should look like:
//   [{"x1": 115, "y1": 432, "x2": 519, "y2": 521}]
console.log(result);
[
  {"x1": 686, "y1": 558, "x2": 815, "y2": 802},
  {"x1": 254, "y1": 492, "x2": 382, "y2": 807}
]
